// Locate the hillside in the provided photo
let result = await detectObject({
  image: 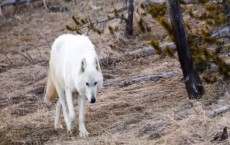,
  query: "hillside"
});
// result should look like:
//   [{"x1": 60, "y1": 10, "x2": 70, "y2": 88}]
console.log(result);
[{"x1": 0, "y1": 0, "x2": 230, "y2": 145}]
